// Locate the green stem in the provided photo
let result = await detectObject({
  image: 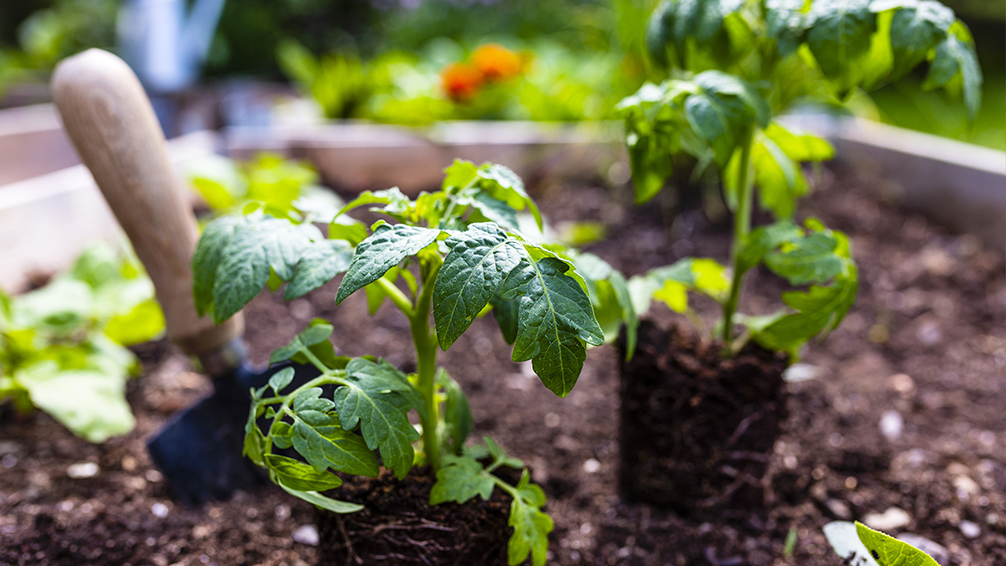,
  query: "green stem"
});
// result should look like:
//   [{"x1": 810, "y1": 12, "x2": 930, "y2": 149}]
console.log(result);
[
  {"x1": 722, "y1": 127, "x2": 756, "y2": 348},
  {"x1": 376, "y1": 278, "x2": 415, "y2": 317},
  {"x1": 411, "y1": 262, "x2": 443, "y2": 471}
]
